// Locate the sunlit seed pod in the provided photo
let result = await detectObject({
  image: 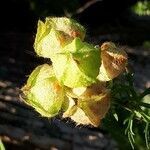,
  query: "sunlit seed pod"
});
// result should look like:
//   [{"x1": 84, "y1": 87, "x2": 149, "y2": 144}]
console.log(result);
[
  {"x1": 63, "y1": 83, "x2": 110, "y2": 127},
  {"x1": 73, "y1": 83, "x2": 110, "y2": 127},
  {"x1": 21, "y1": 64, "x2": 65, "y2": 117},
  {"x1": 47, "y1": 17, "x2": 86, "y2": 40},
  {"x1": 34, "y1": 17, "x2": 86, "y2": 58},
  {"x1": 62, "y1": 97, "x2": 92, "y2": 126},
  {"x1": 97, "y1": 42, "x2": 128, "y2": 81},
  {"x1": 78, "y1": 91, "x2": 110, "y2": 127},
  {"x1": 52, "y1": 37, "x2": 101, "y2": 88},
  {"x1": 34, "y1": 25, "x2": 71, "y2": 58}
]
